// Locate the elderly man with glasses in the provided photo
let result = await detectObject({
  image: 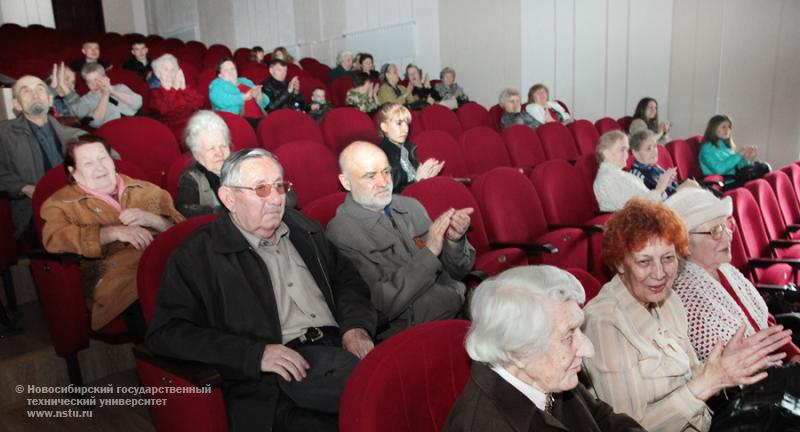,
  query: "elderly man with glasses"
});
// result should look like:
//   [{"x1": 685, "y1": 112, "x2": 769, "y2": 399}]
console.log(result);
[{"x1": 147, "y1": 148, "x2": 377, "y2": 432}]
